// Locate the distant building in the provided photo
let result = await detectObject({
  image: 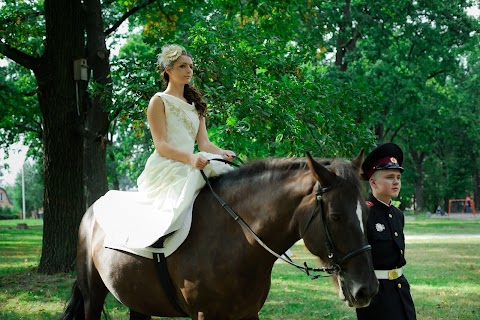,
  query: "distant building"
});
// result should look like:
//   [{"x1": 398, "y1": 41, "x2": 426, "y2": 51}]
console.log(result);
[{"x1": 0, "y1": 187, "x2": 13, "y2": 208}]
